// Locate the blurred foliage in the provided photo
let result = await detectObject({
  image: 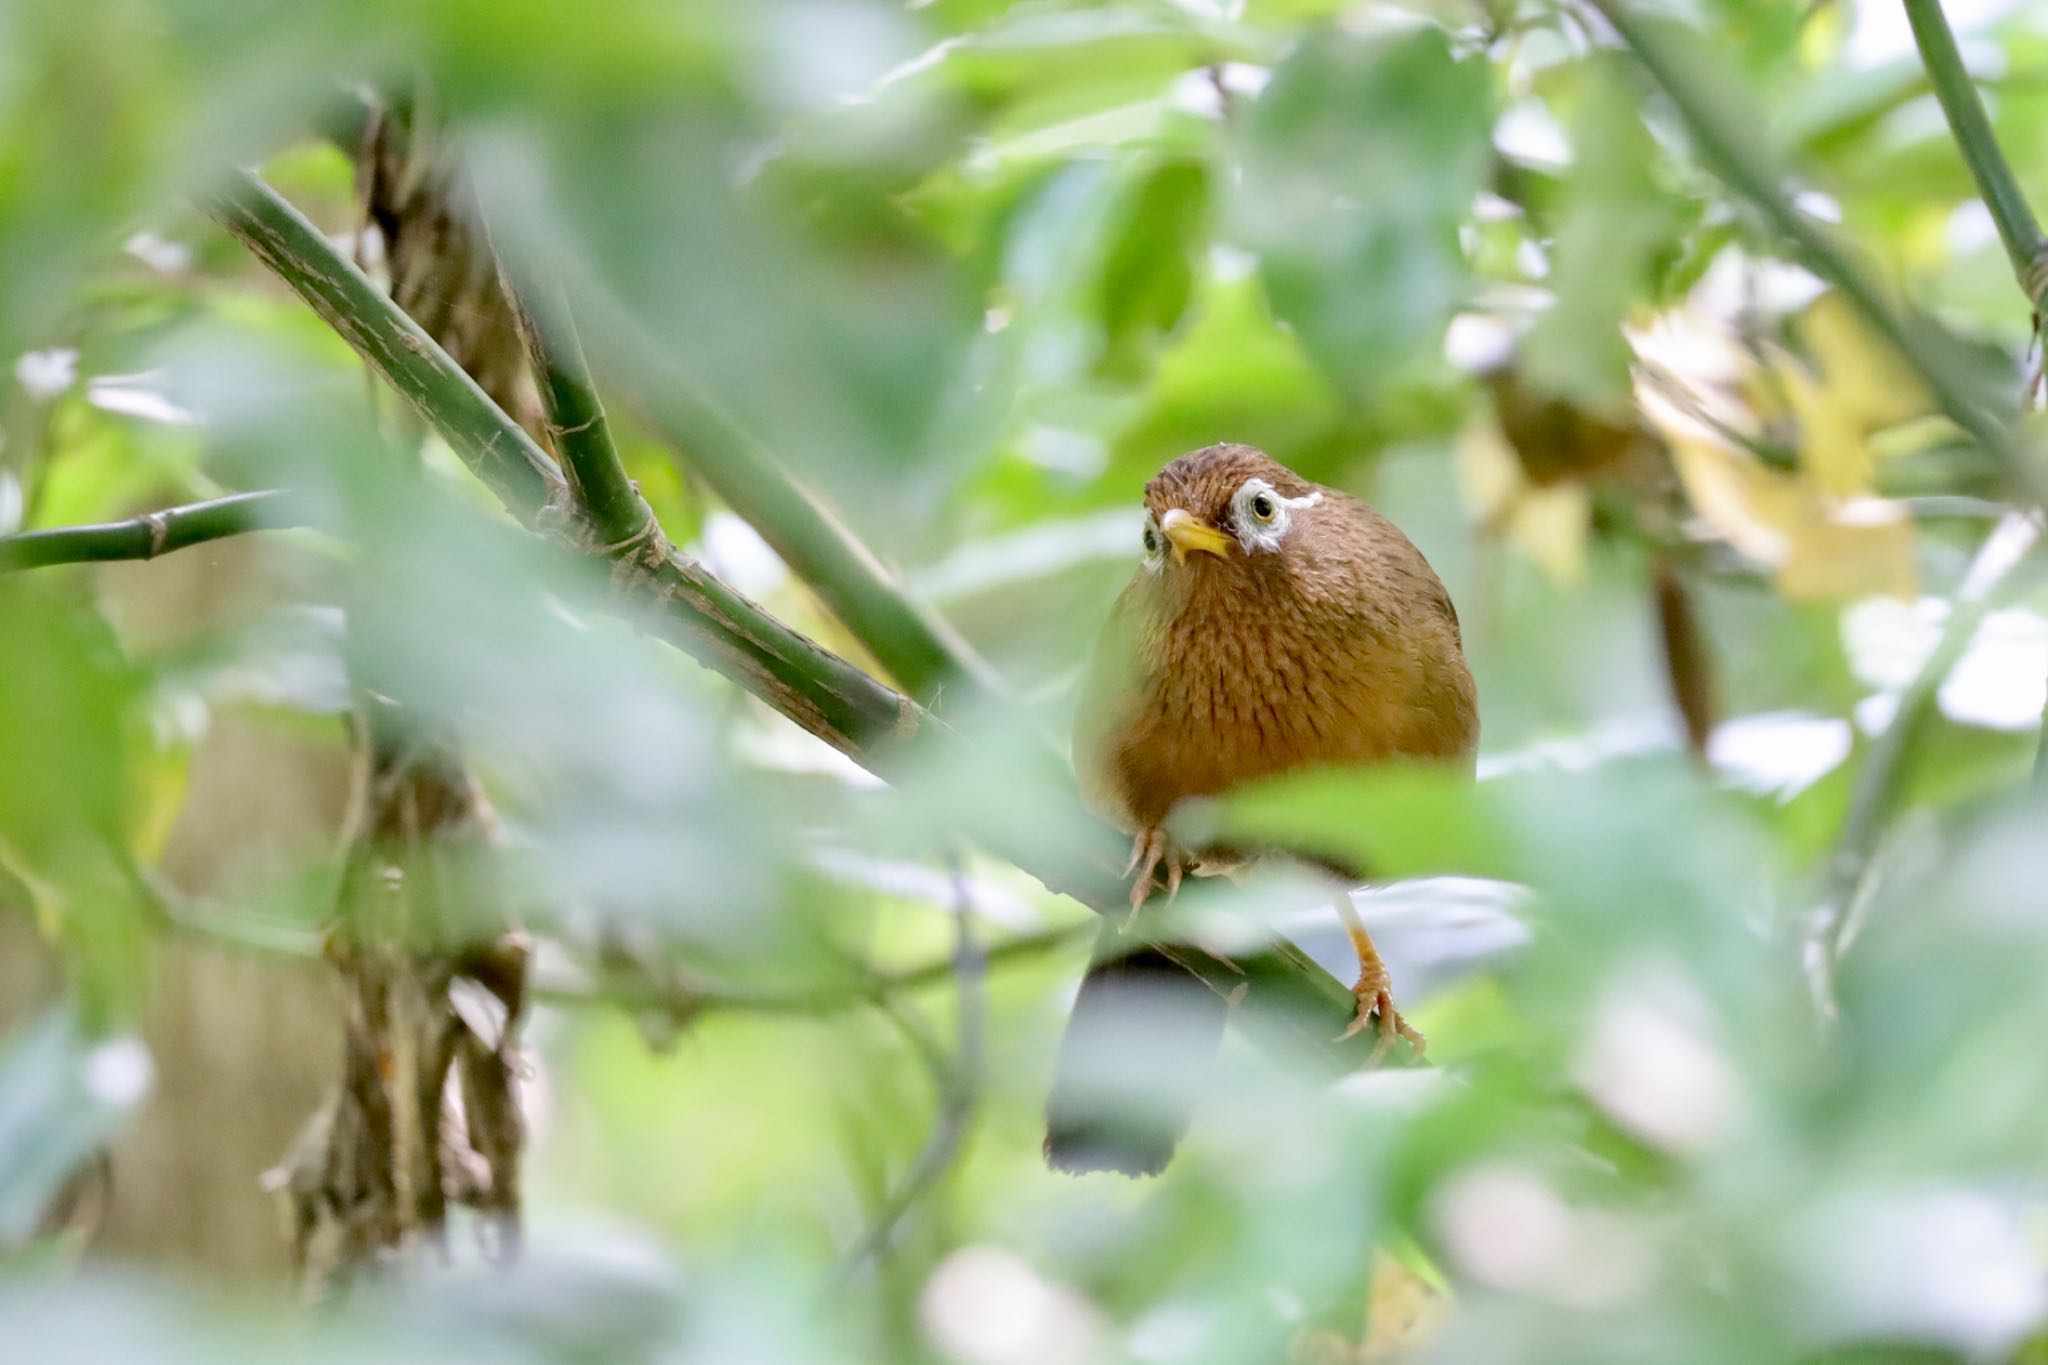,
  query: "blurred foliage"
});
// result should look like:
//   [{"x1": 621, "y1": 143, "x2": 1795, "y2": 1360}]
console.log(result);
[{"x1": 7, "y1": 0, "x2": 2048, "y2": 1362}]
